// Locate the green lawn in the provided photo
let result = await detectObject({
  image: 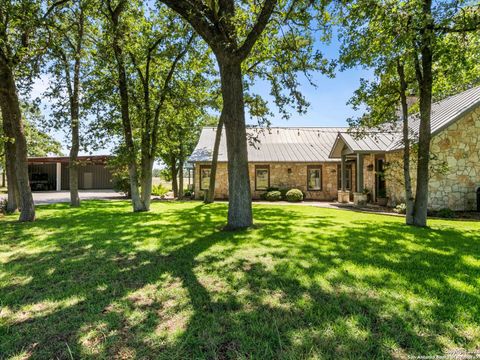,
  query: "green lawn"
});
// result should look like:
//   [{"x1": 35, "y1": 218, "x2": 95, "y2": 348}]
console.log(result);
[{"x1": 1, "y1": 201, "x2": 479, "y2": 359}]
